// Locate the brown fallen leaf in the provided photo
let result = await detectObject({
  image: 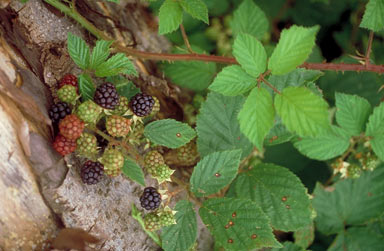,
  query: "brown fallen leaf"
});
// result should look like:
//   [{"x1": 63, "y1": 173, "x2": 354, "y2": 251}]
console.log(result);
[{"x1": 51, "y1": 228, "x2": 101, "y2": 251}]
